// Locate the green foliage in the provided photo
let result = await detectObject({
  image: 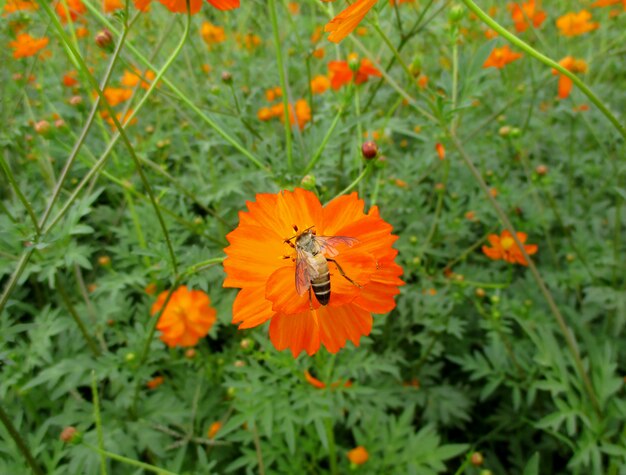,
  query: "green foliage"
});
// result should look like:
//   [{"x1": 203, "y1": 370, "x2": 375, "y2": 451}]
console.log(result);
[{"x1": 1, "y1": 0, "x2": 625, "y2": 474}]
